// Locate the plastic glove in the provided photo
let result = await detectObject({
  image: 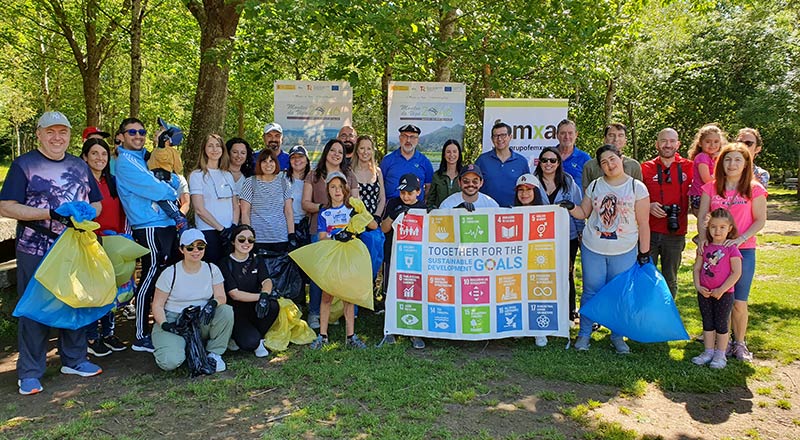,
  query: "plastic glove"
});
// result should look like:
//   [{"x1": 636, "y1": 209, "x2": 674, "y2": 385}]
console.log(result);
[
  {"x1": 49, "y1": 209, "x2": 74, "y2": 227},
  {"x1": 199, "y1": 299, "x2": 217, "y2": 325},
  {"x1": 161, "y1": 321, "x2": 179, "y2": 334},
  {"x1": 391, "y1": 204, "x2": 410, "y2": 220},
  {"x1": 637, "y1": 251, "x2": 650, "y2": 266},
  {"x1": 454, "y1": 201, "x2": 475, "y2": 212},
  {"x1": 332, "y1": 229, "x2": 354, "y2": 242},
  {"x1": 558, "y1": 200, "x2": 575, "y2": 210},
  {"x1": 220, "y1": 225, "x2": 235, "y2": 243},
  {"x1": 255, "y1": 292, "x2": 271, "y2": 318},
  {"x1": 288, "y1": 232, "x2": 298, "y2": 250}
]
